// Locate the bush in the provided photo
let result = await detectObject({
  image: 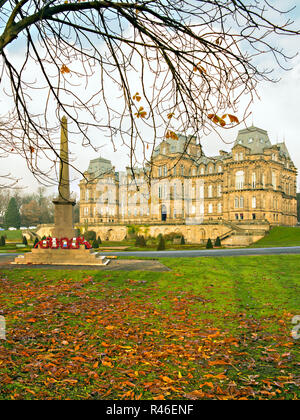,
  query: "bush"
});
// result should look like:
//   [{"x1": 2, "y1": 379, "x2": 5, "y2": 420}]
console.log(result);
[
  {"x1": 92, "y1": 239, "x2": 99, "y2": 249},
  {"x1": 135, "y1": 235, "x2": 146, "y2": 247},
  {"x1": 22, "y1": 236, "x2": 28, "y2": 246},
  {"x1": 180, "y1": 235, "x2": 185, "y2": 245},
  {"x1": 215, "y1": 236, "x2": 221, "y2": 247},
  {"x1": 0, "y1": 236, "x2": 5, "y2": 246},
  {"x1": 33, "y1": 237, "x2": 39, "y2": 247},
  {"x1": 206, "y1": 238, "x2": 213, "y2": 249},
  {"x1": 157, "y1": 235, "x2": 165, "y2": 251},
  {"x1": 97, "y1": 236, "x2": 102, "y2": 245},
  {"x1": 85, "y1": 230, "x2": 96, "y2": 241}
]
